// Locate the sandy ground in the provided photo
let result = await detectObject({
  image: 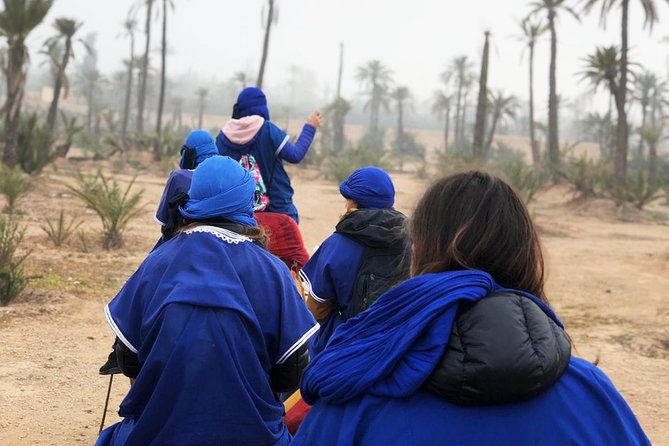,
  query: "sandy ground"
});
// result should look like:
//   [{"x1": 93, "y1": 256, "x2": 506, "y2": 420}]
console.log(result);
[{"x1": 0, "y1": 155, "x2": 668, "y2": 445}]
